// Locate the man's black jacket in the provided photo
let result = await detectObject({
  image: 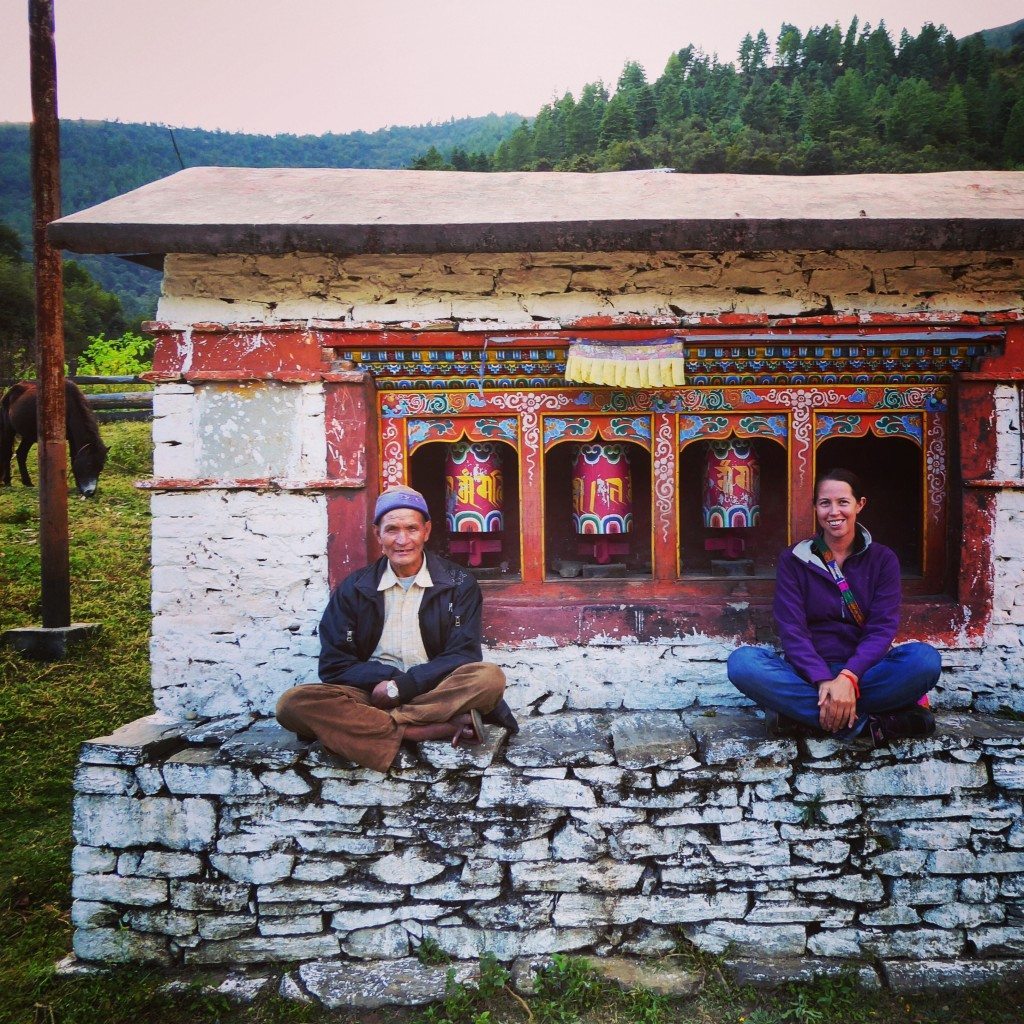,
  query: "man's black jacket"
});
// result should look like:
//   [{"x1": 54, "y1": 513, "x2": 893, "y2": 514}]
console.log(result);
[{"x1": 318, "y1": 552, "x2": 483, "y2": 704}]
